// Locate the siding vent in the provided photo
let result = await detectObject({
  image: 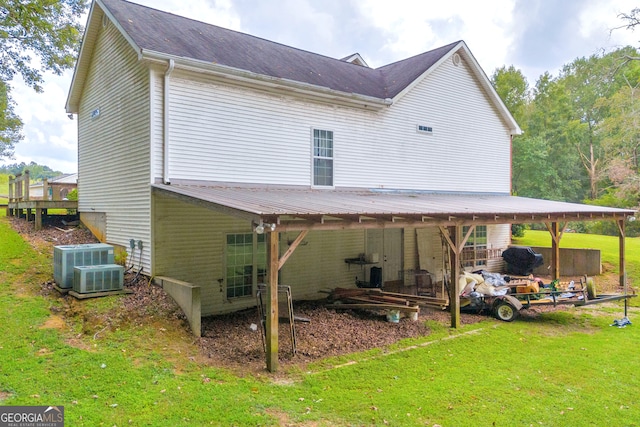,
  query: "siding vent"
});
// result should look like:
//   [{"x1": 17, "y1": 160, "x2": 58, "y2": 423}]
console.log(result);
[{"x1": 417, "y1": 125, "x2": 433, "y2": 134}]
